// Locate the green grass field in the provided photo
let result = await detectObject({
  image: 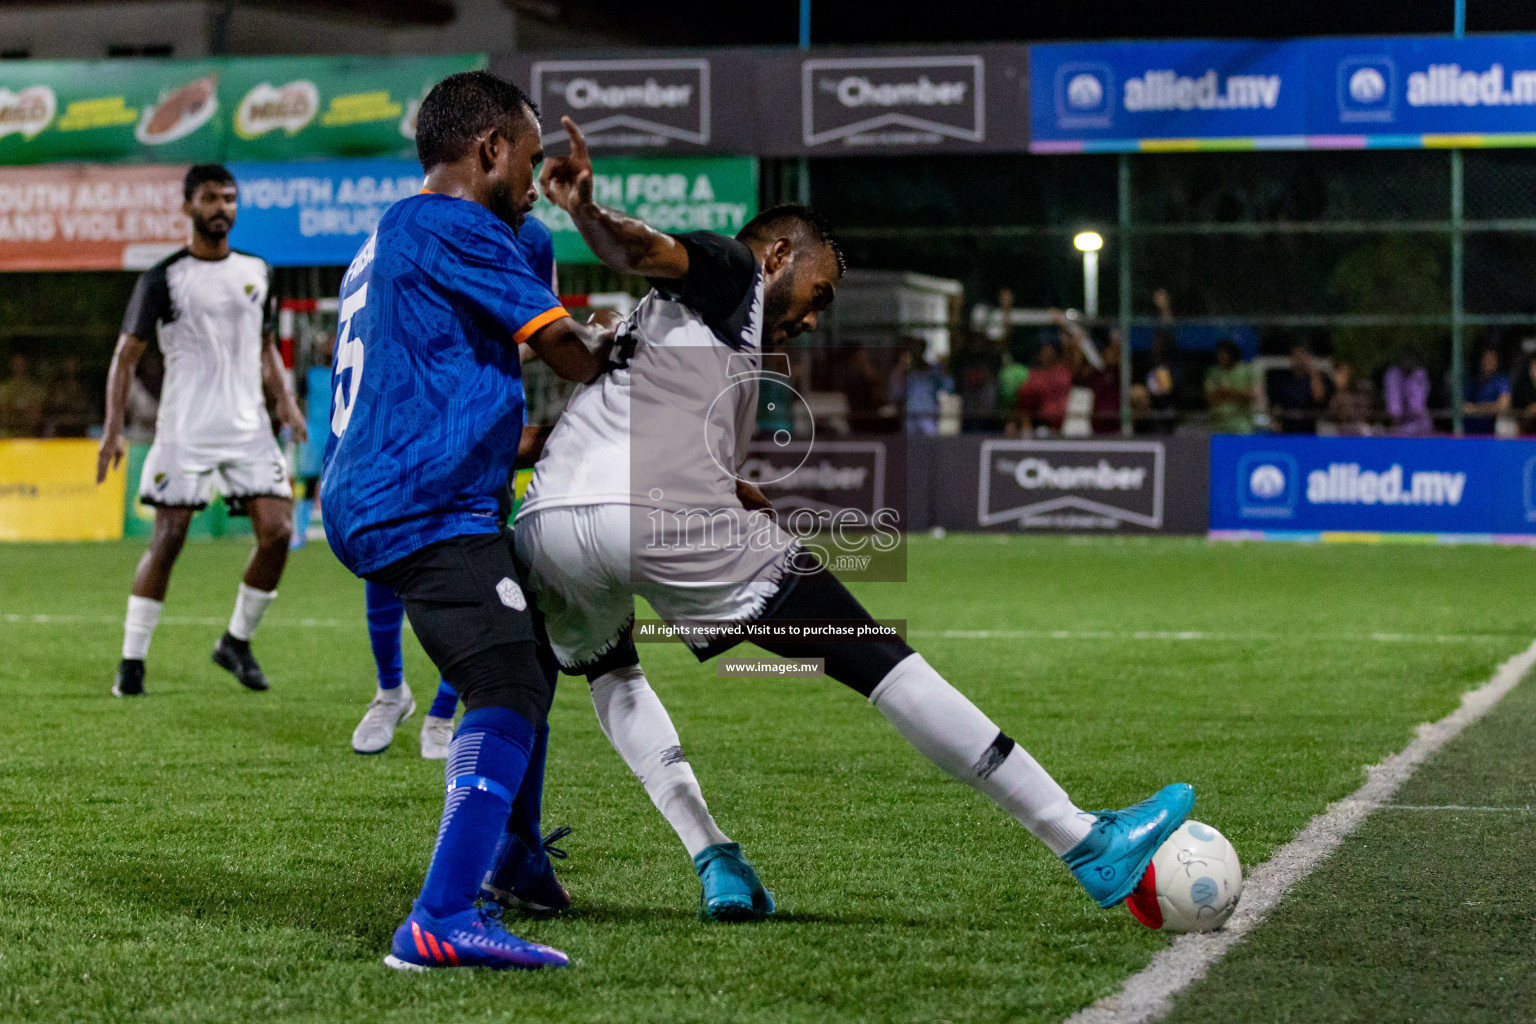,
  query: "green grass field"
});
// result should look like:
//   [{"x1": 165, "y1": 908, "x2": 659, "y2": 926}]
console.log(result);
[{"x1": 2, "y1": 535, "x2": 1533, "y2": 1023}]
